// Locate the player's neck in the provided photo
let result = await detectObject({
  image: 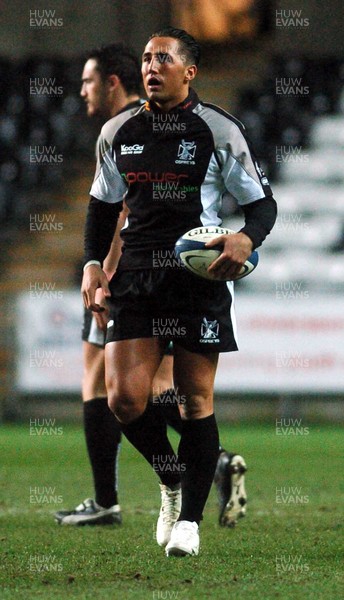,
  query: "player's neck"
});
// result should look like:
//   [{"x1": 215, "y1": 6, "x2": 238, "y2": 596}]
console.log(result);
[
  {"x1": 152, "y1": 92, "x2": 190, "y2": 113},
  {"x1": 107, "y1": 94, "x2": 140, "y2": 119}
]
